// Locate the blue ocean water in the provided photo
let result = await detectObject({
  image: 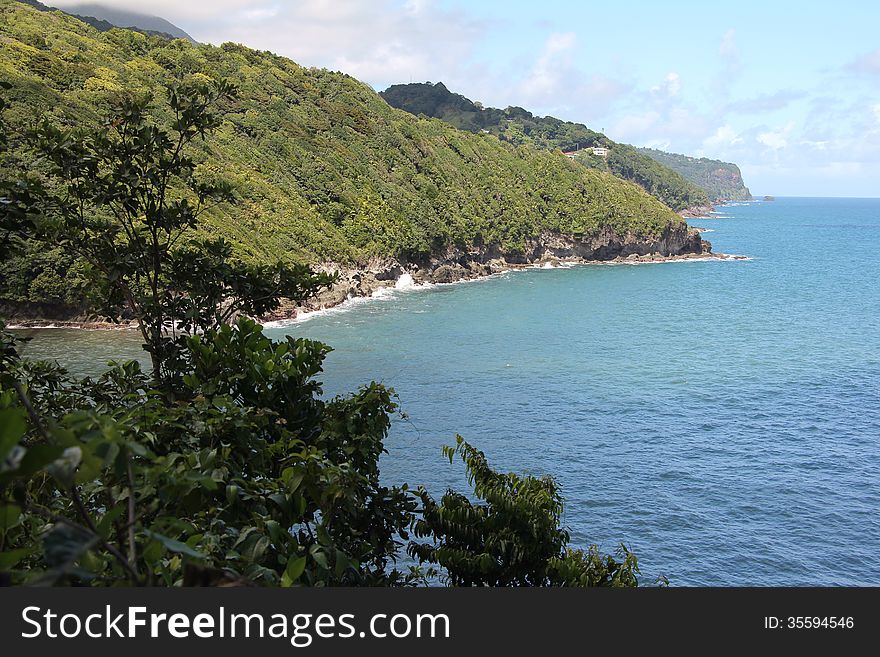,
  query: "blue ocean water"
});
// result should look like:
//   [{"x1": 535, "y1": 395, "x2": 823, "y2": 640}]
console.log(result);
[{"x1": 17, "y1": 198, "x2": 880, "y2": 585}]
